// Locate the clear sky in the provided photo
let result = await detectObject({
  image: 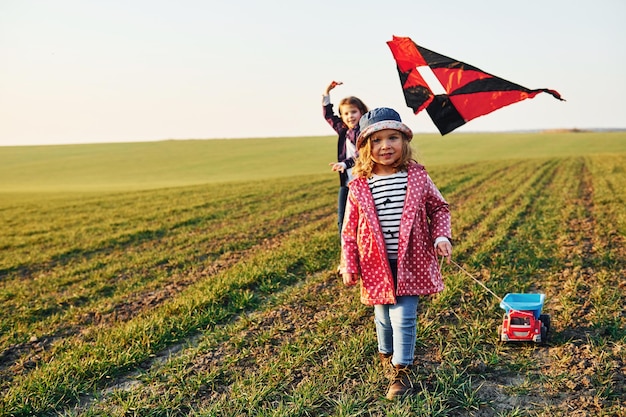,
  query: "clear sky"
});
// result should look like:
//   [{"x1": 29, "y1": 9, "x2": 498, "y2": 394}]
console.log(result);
[{"x1": 1, "y1": 0, "x2": 624, "y2": 146}]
